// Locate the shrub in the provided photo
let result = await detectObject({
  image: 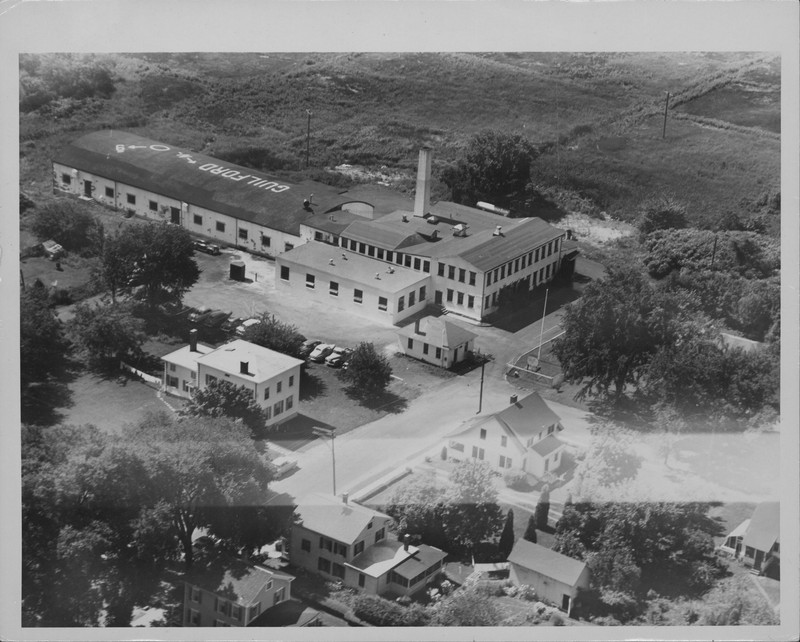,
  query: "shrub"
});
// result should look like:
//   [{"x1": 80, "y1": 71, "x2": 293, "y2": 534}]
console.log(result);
[
  {"x1": 352, "y1": 594, "x2": 430, "y2": 626},
  {"x1": 30, "y1": 200, "x2": 104, "y2": 255},
  {"x1": 549, "y1": 612, "x2": 565, "y2": 626},
  {"x1": 503, "y1": 469, "x2": 530, "y2": 491},
  {"x1": 517, "y1": 585, "x2": 536, "y2": 601}
]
